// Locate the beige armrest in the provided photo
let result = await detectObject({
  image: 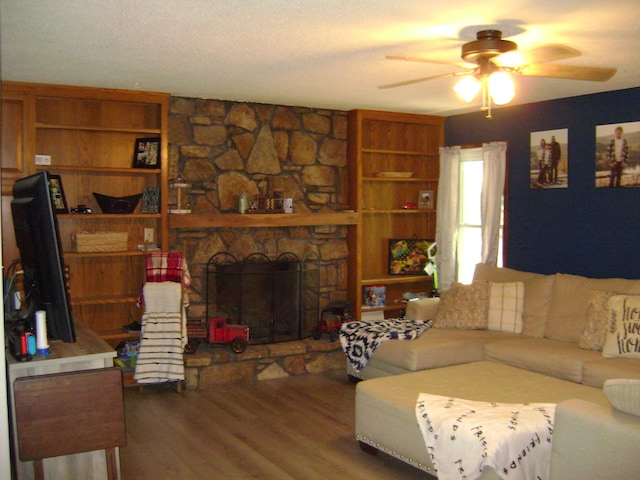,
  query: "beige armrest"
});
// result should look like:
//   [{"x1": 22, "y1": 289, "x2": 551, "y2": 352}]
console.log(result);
[{"x1": 549, "y1": 399, "x2": 640, "y2": 480}]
